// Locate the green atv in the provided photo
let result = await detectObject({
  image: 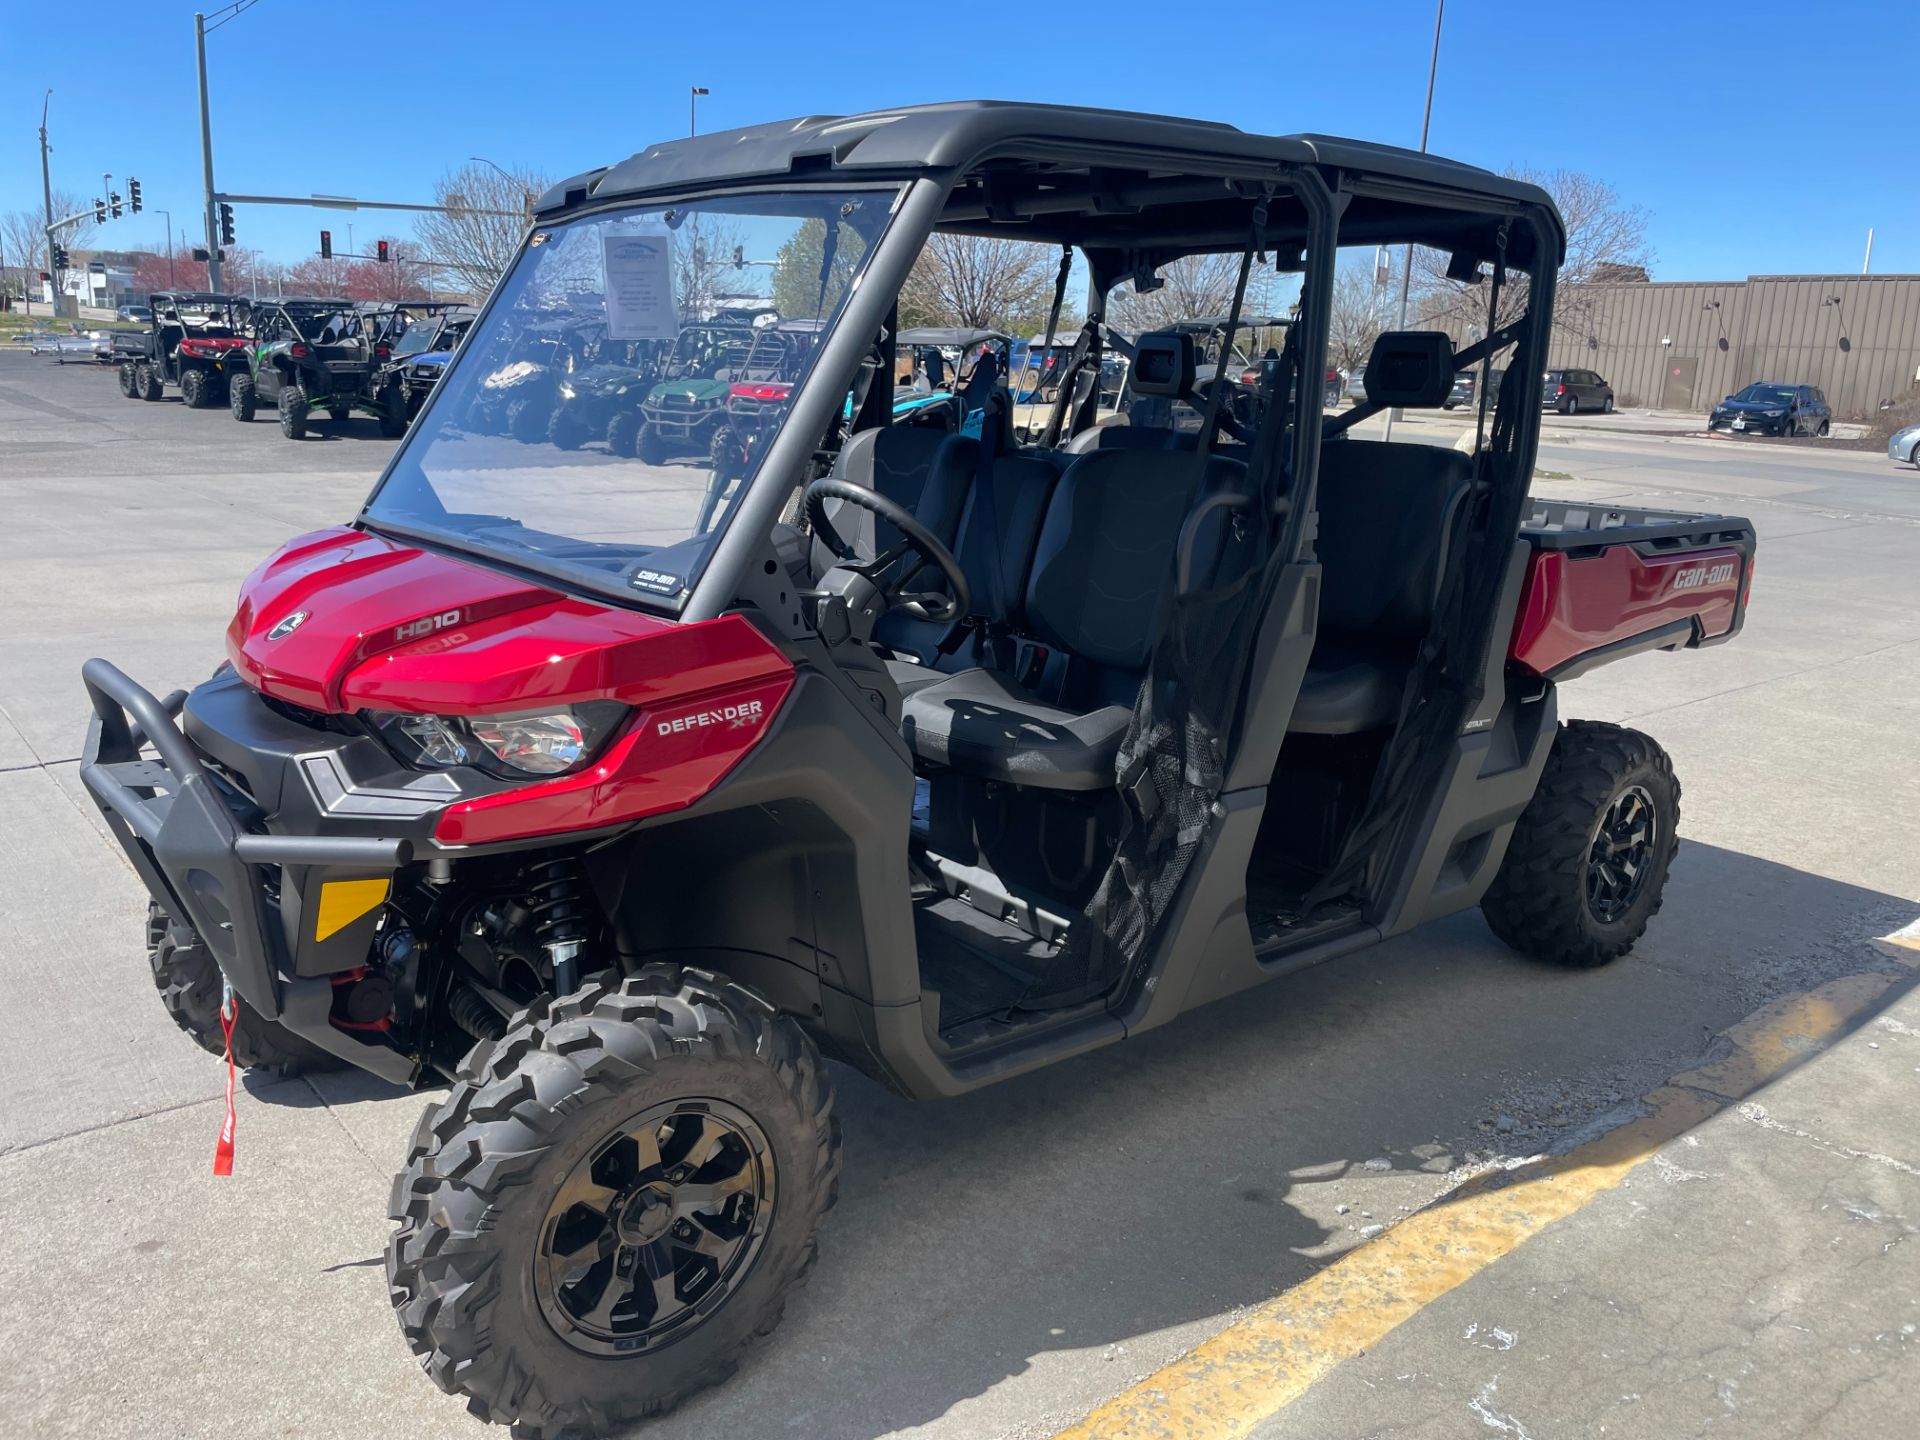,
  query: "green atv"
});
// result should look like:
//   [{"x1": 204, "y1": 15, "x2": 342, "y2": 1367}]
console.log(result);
[
  {"x1": 231, "y1": 297, "x2": 408, "y2": 440},
  {"x1": 616, "y1": 322, "x2": 756, "y2": 463}
]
